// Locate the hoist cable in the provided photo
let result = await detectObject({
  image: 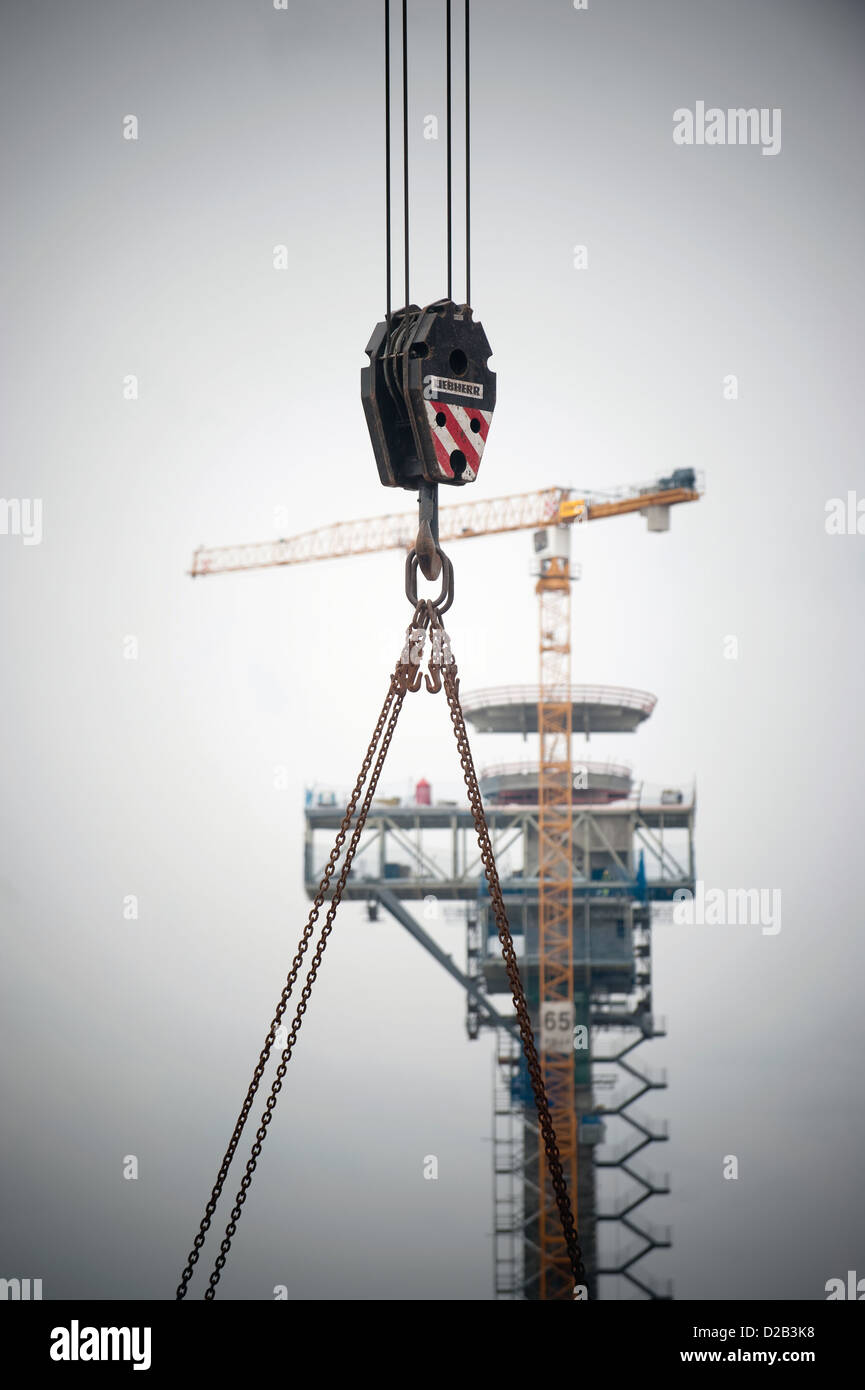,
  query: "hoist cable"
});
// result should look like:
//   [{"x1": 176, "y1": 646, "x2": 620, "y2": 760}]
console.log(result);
[
  {"x1": 385, "y1": 0, "x2": 392, "y2": 321},
  {"x1": 446, "y1": 0, "x2": 452, "y2": 301},
  {"x1": 175, "y1": 665, "x2": 411, "y2": 1300},
  {"x1": 465, "y1": 0, "x2": 471, "y2": 306},
  {"x1": 402, "y1": 0, "x2": 410, "y2": 309},
  {"x1": 387, "y1": 0, "x2": 470, "y2": 311}
]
